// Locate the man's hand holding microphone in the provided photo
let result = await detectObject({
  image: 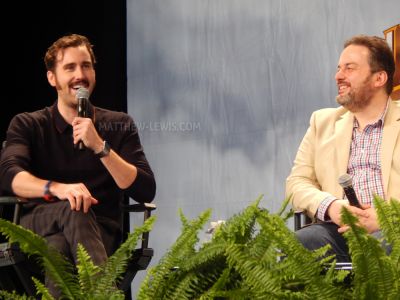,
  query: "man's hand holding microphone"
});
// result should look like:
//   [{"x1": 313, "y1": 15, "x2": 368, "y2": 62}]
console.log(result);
[{"x1": 327, "y1": 174, "x2": 378, "y2": 233}]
